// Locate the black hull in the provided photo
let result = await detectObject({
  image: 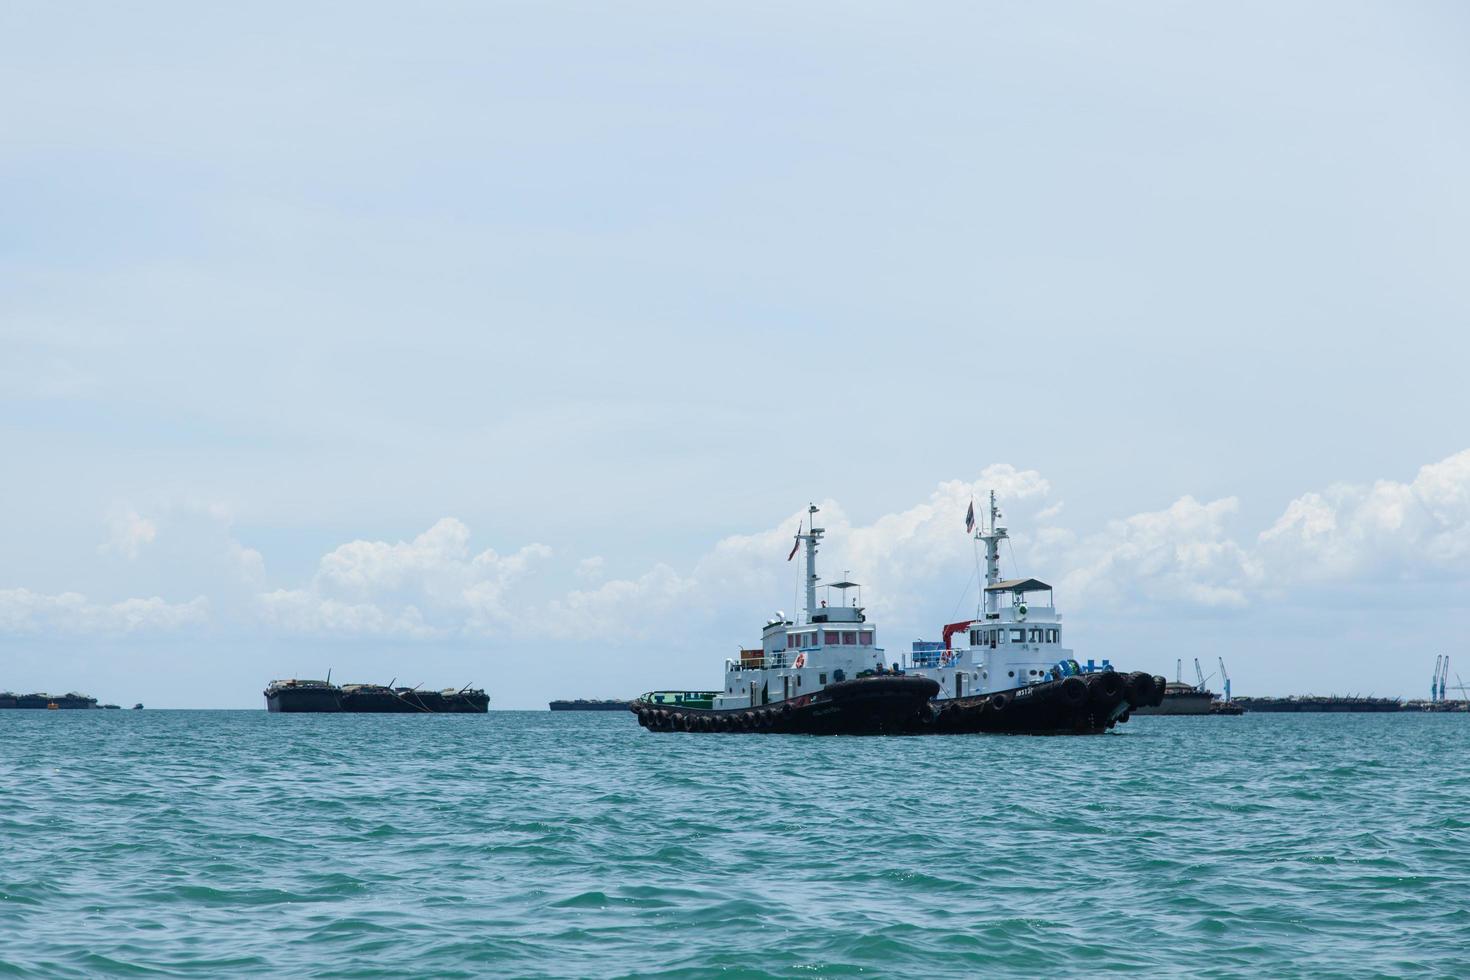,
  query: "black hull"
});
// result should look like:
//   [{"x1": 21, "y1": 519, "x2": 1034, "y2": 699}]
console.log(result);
[
  {"x1": 632, "y1": 676, "x2": 940, "y2": 735},
  {"x1": 3, "y1": 694, "x2": 99, "y2": 710},
  {"x1": 265, "y1": 687, "x2": 489, "y2": 714},
  {"x1": 550, "y1": 700, "x2": 630, "y2": 711},
  {"x1": 266, "y1": 688, "x2": 342, "y2": 713},
  {"x1": 632, "y1": 671, "x2": 1167, "y2": 736},
  {"x1": 924, "y1": 671, "x2": 1167, "y2": 735}
]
